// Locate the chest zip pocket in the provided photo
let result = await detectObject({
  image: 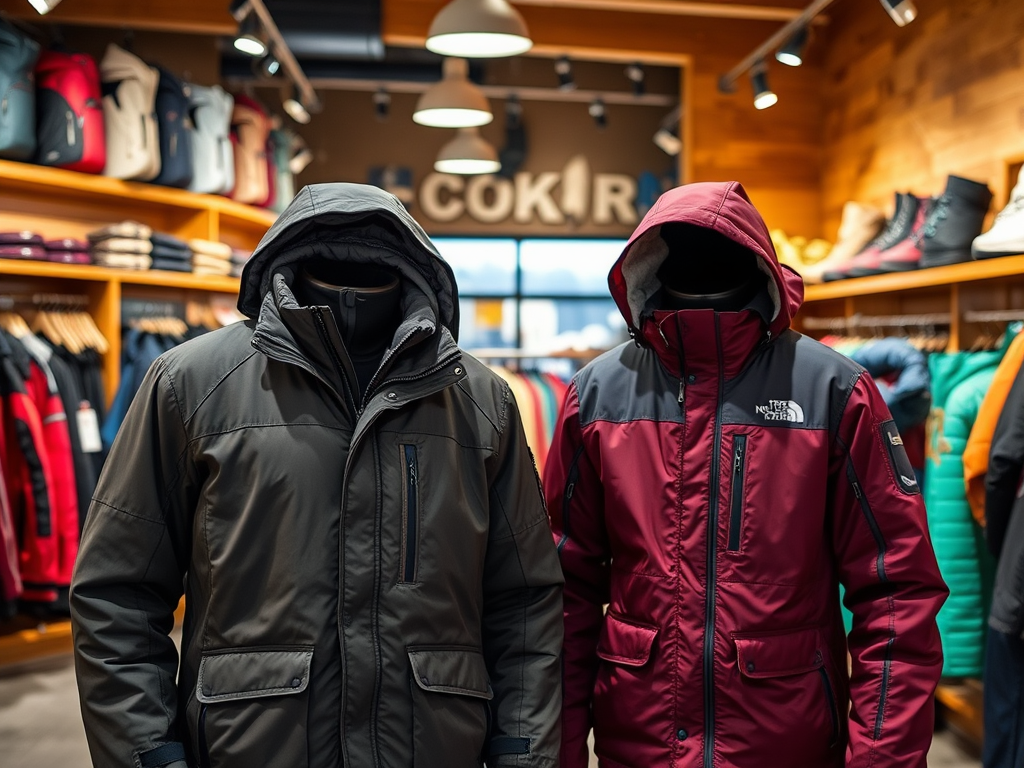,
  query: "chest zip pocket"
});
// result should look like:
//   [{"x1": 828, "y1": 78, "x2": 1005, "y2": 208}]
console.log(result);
[
  {"x1": 728, "y1": 435, "x2": 747, "y2": 552},
  {"x1": 400, "y1": 444, "x2": 419, "y2": 584}
]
